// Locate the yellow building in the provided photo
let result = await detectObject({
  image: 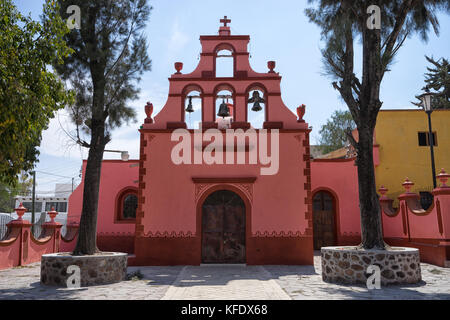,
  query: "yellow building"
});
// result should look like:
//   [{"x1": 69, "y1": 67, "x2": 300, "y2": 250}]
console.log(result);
[{"x1": 375, "y1": 109, "x2": 450, "y2": 203}]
